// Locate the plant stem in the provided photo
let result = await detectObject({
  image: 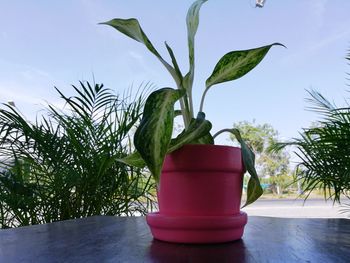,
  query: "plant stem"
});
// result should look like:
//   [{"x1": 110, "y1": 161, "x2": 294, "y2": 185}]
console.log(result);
[
  {"x1": 178, "y1": 97, "x2": 189, "y2": 128},
  {"x1": 213, "y1": 128, "x2": 233, "y2": 139},
  {"x1": 199, "y1": 88, "x2": 209, "y2": 113},
  {"x1": 177, "y1": 83, "x2": 190, "y2": 128},
  {"x1": 183, "y1": 94, "x2": 191, "y2": 124},
  {"x1": 188, "y1": 90, "x2": 194, "y2": 118}
]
